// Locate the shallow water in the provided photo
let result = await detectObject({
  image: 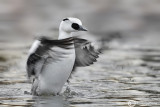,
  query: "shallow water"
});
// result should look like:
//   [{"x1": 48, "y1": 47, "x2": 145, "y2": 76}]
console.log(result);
[{"x1": 0, "y1": 38, "x2": 160, "y2": 107}]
